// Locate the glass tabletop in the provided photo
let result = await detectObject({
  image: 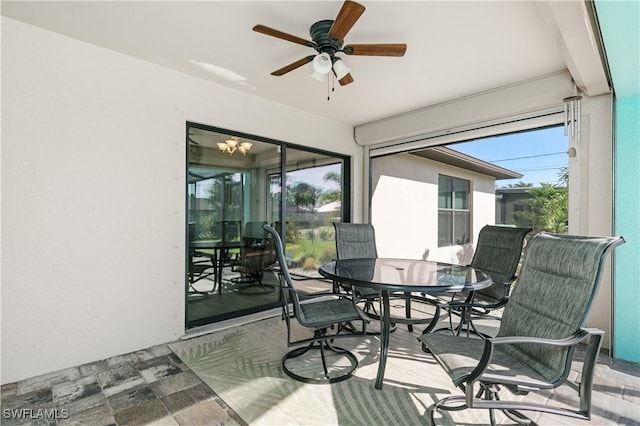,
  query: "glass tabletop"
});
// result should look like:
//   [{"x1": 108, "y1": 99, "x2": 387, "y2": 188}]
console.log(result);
[
  {"x1": 190, "y1": 240, "x2": 243, "y2": 249},
  {"x1": 319, "y1": 258, "x2": 491, "y2": 293}
]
